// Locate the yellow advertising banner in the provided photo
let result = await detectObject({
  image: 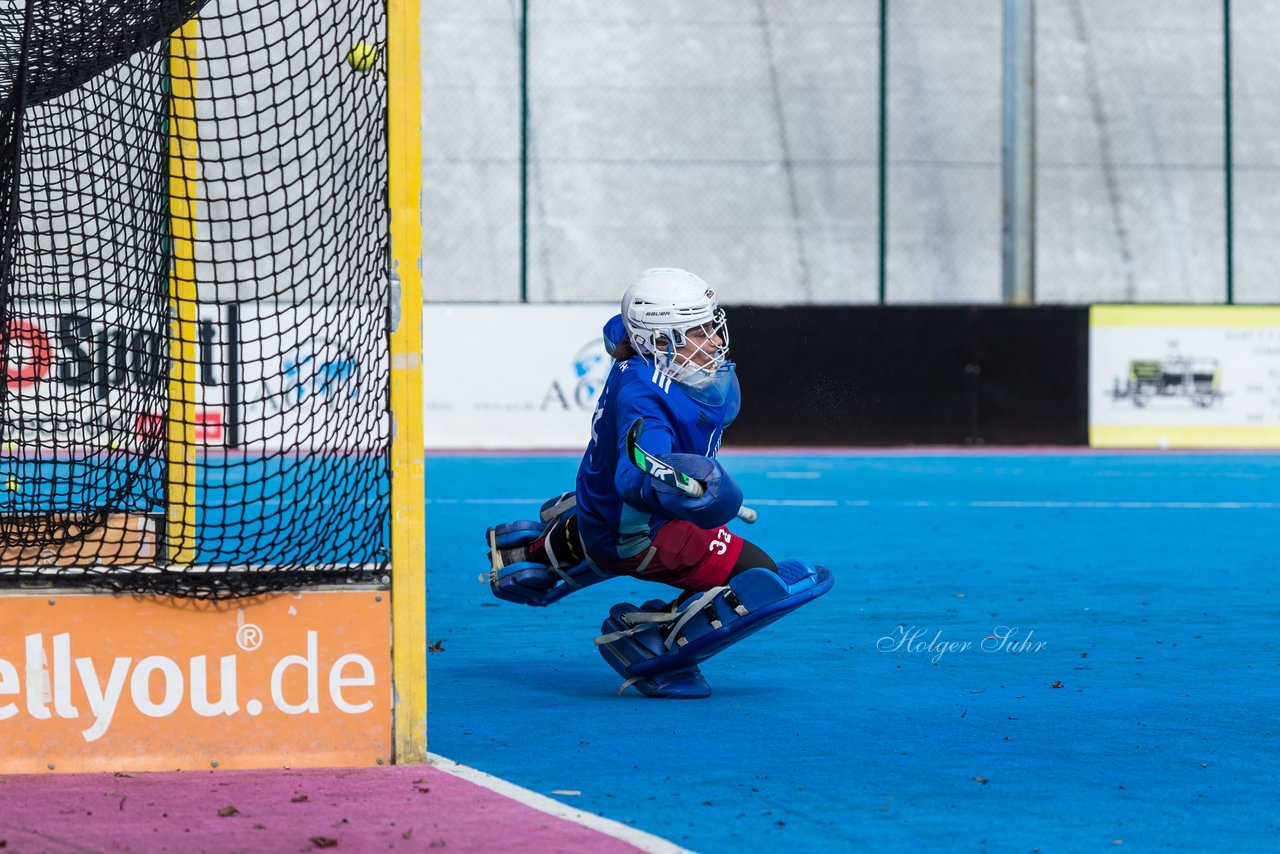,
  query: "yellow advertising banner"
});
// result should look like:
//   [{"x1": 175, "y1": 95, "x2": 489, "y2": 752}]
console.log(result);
[
  {"x1": 1089, "y1": 305, "x2": 1280, "y2": 448},
  {"x1": 0, "y1": 589, "x2": 390, "y2": 774}
]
